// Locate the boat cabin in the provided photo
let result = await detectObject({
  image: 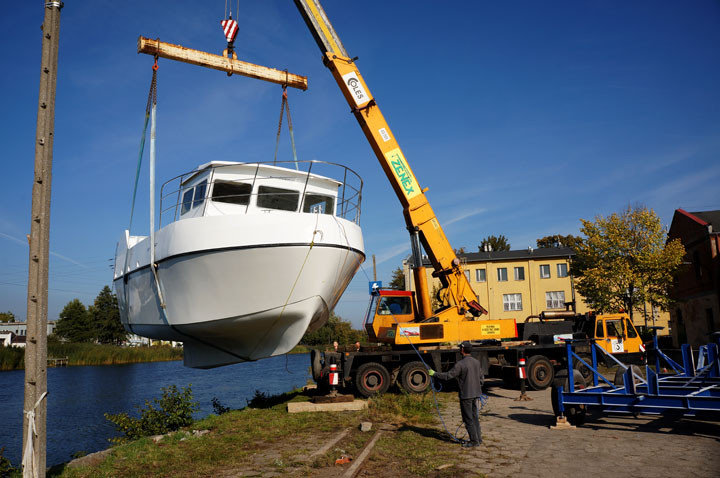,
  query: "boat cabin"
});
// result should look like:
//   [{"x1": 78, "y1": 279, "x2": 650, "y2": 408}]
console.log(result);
[{"x1": 168, "y1": 161, "x2": 343, "y2": 221}]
